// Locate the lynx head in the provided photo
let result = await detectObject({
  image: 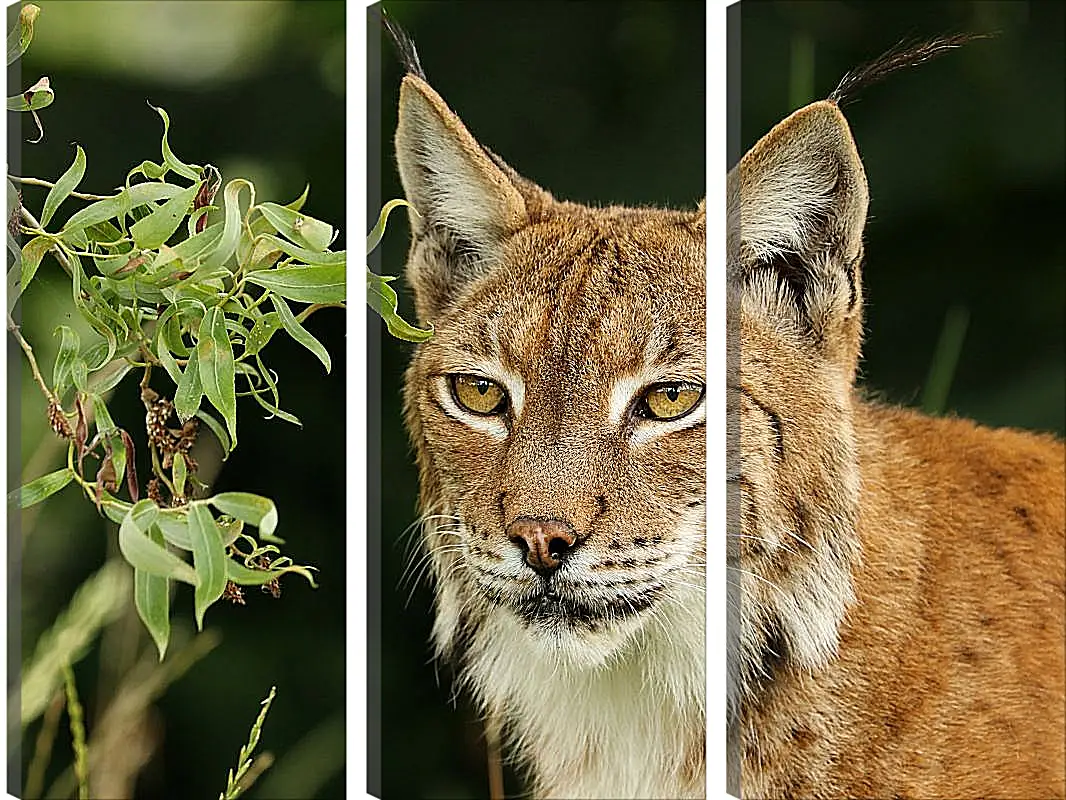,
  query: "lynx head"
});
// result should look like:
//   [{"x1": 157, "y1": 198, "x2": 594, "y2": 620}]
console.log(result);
[
  {"x1": 727, "y1": 100, "x2": 868, "y2": 716},
  {"x1": 395, "y1": 69, "x2": 706, "y2": 673}
]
